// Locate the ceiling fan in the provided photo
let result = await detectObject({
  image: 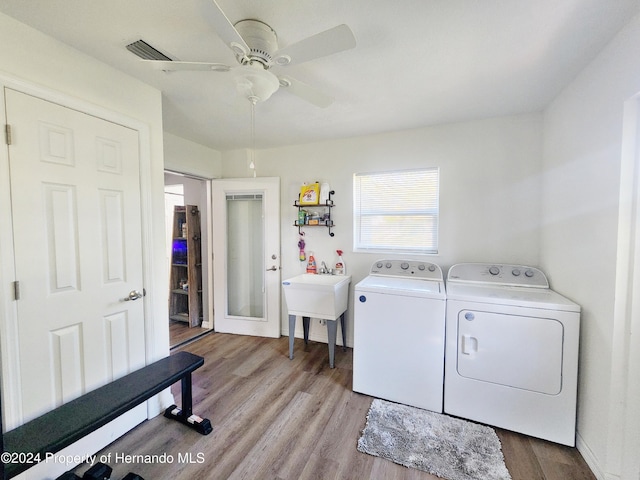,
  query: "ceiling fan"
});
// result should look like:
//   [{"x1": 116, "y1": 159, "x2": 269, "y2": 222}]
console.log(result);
[{"x1": 129, "y1": 0, "x2": 356, "y2": 107}]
